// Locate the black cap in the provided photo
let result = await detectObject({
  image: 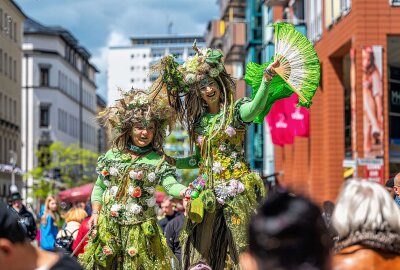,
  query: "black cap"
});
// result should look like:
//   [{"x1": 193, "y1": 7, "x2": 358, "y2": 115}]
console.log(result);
[
  {"x1": 0, "y1": 202, "x2": 28, "y2": 243},
  {"x1": 8, "y1": 192, "x2": 22, "y2": 202},
  {"x1": 386, "y1": 178, "x2": 394, "y2": 188}
]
